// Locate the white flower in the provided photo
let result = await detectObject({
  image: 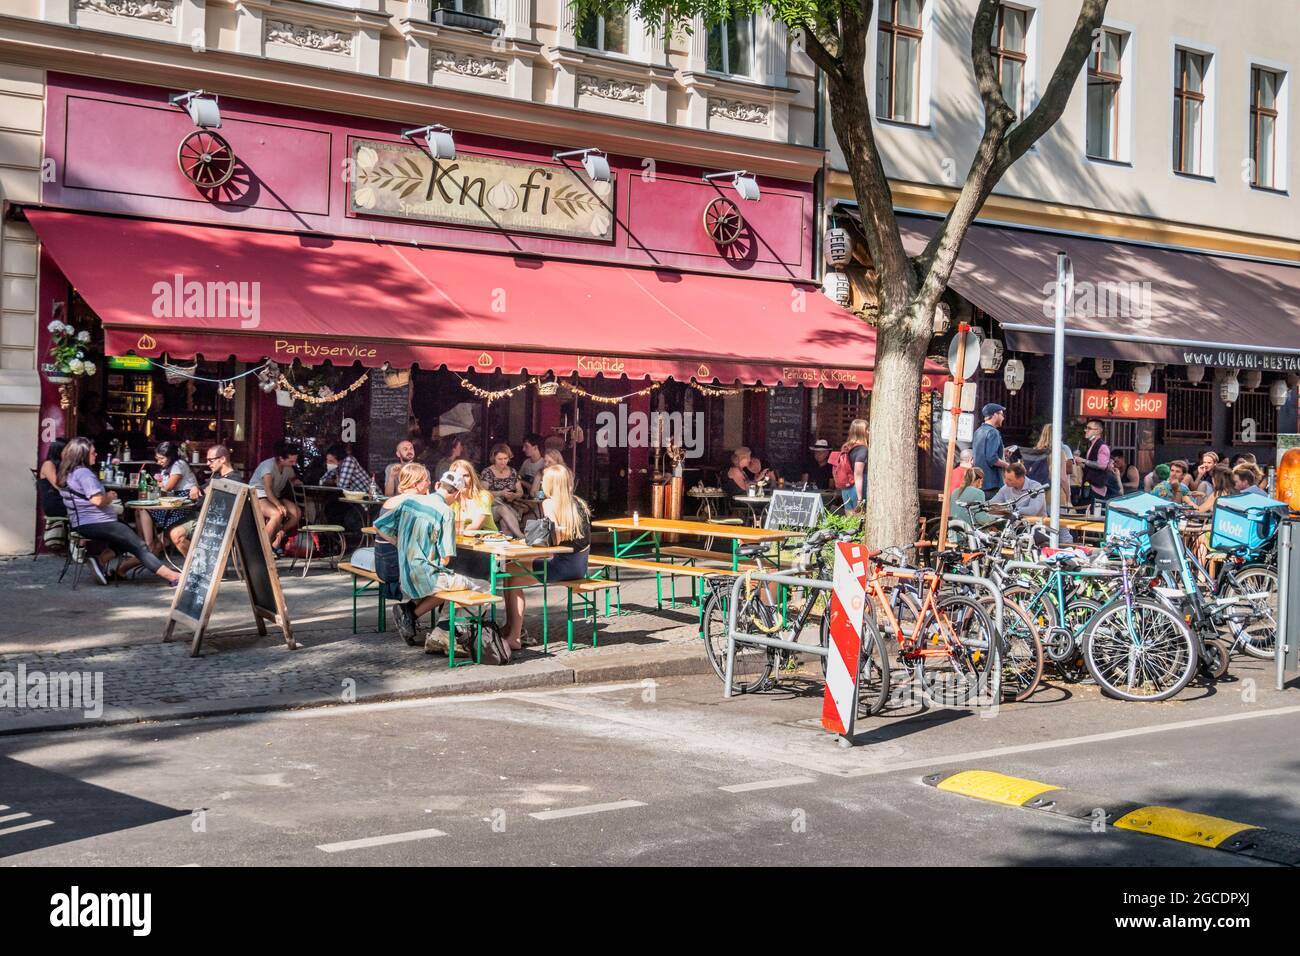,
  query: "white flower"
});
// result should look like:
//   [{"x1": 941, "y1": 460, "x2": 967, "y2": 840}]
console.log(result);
[
  {"x1": 47, "y1": 320, "x2": 65, "y2": 334},
  {"x1": 83, "y1": 362, "x2": 97, "y2": 376},
  {"x1": 76, "y1": 330, "x2": 91, "y2": 343},
  {"x1": 68, "y1": 358, "x2": 85, "y2": 374}
]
